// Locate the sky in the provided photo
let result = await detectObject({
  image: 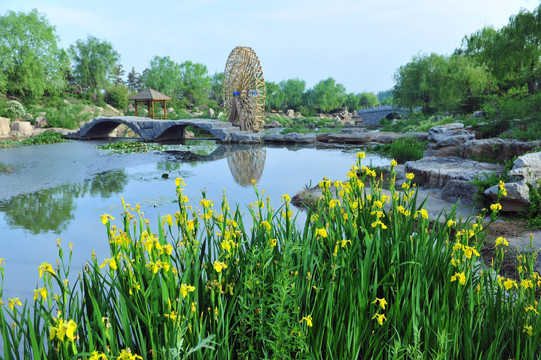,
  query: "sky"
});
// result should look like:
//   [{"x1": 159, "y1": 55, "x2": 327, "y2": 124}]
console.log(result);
[{"x1": 1, "y1": 0, "x2": 540, "y2": 94}]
